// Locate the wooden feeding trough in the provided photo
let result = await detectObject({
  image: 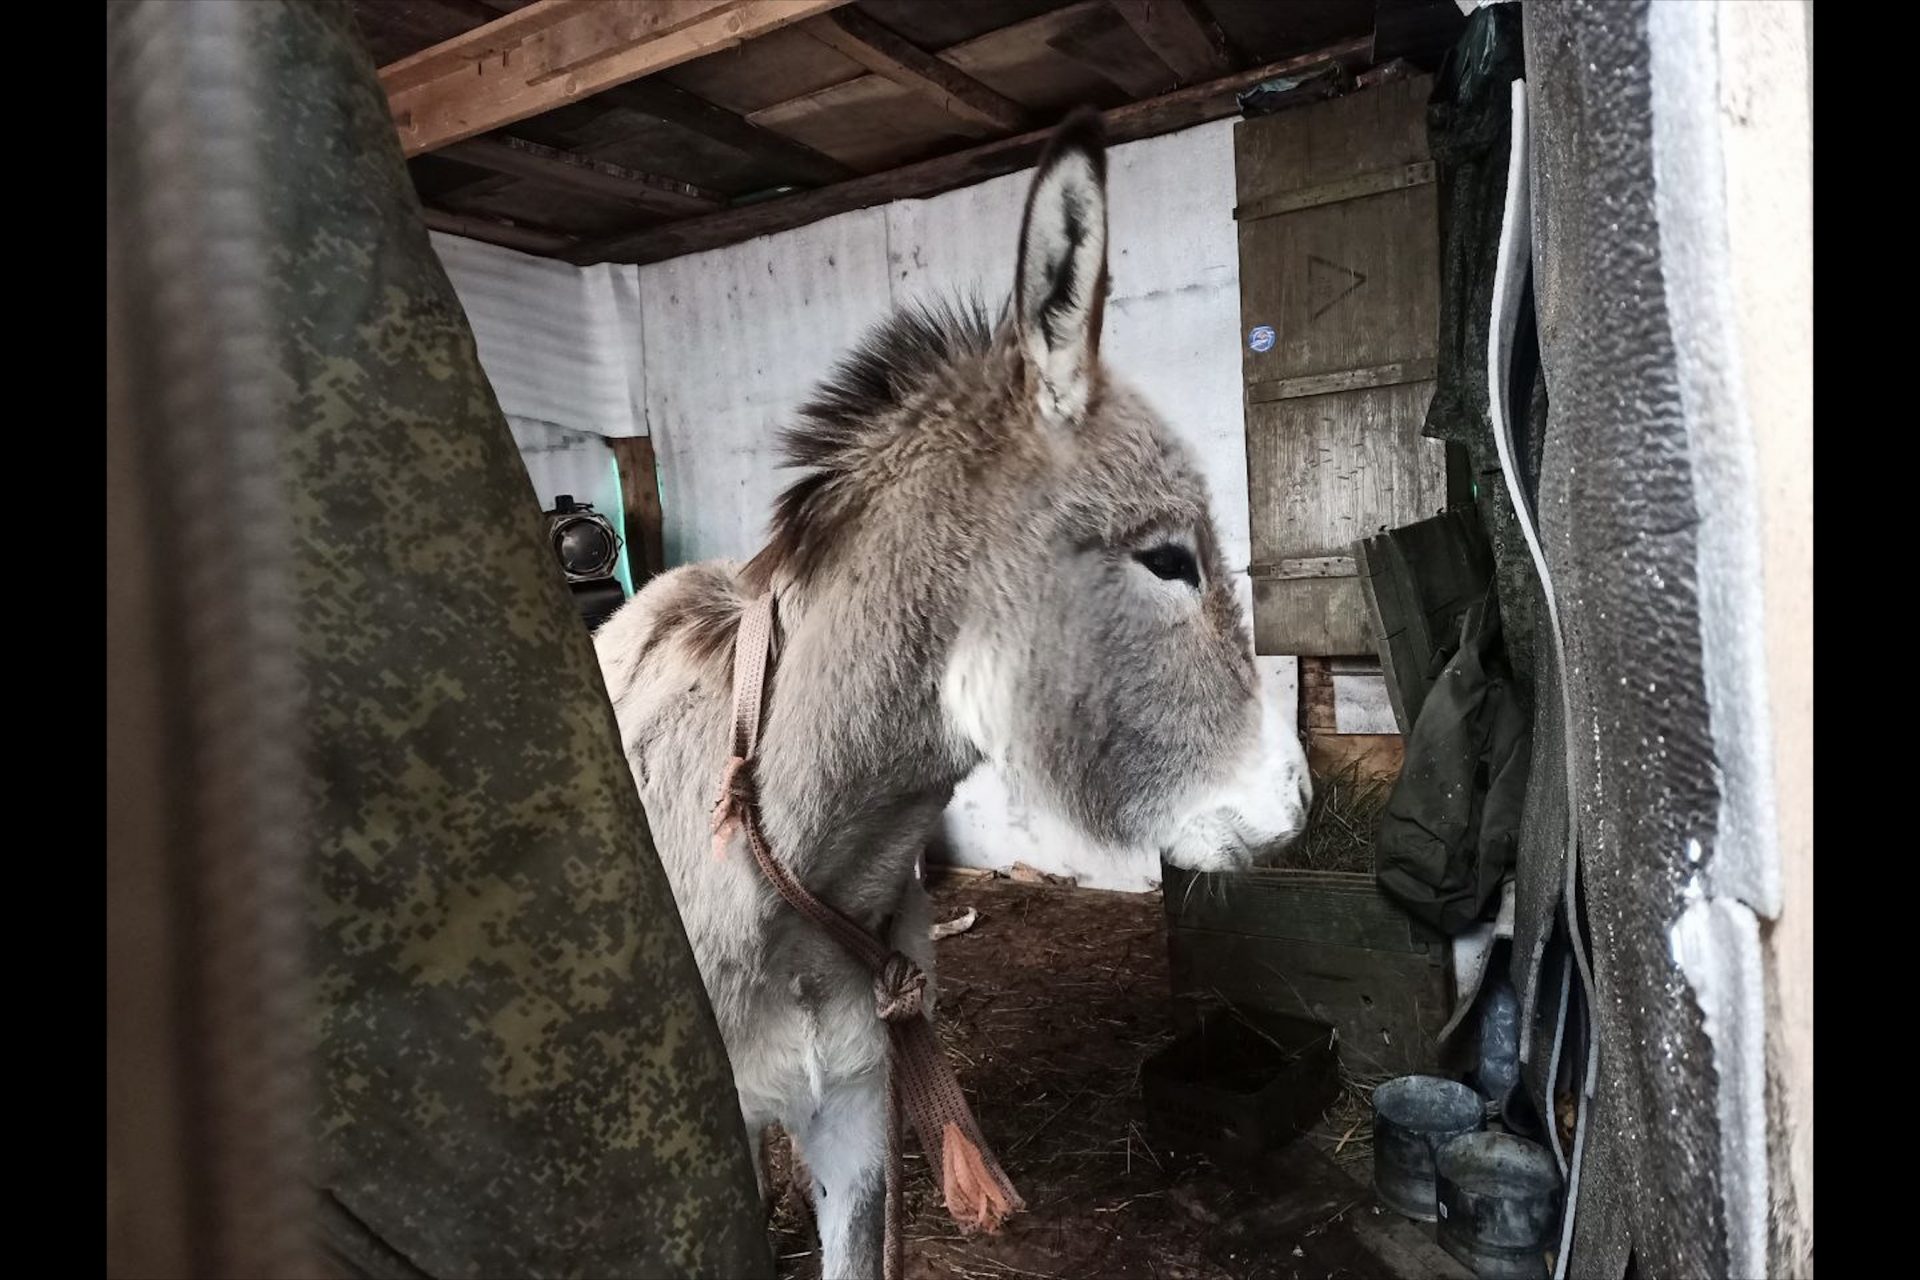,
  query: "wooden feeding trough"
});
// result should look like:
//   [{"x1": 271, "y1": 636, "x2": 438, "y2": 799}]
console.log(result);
[{"x1": 1162, "y1": 861, "x2": 1453, "y2": 1077}]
